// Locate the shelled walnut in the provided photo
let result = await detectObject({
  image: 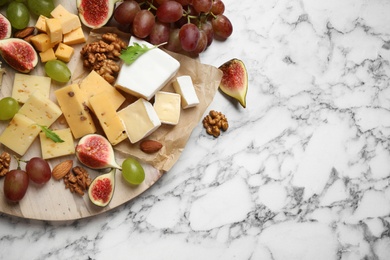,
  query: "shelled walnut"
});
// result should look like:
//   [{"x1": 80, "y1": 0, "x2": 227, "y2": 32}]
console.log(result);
[
  {"x1": 63, "y1": 166, "x2": 92, "y2": 196},
  {"x1": 80, "y1": 32, "x2": 126, "y2": 84},
  {"x1": 202, "y1": 110, "x2": 229, "y2": 137},
  {"x1": 0, "y1": 151, "x2": 11, "y2": 177}
]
